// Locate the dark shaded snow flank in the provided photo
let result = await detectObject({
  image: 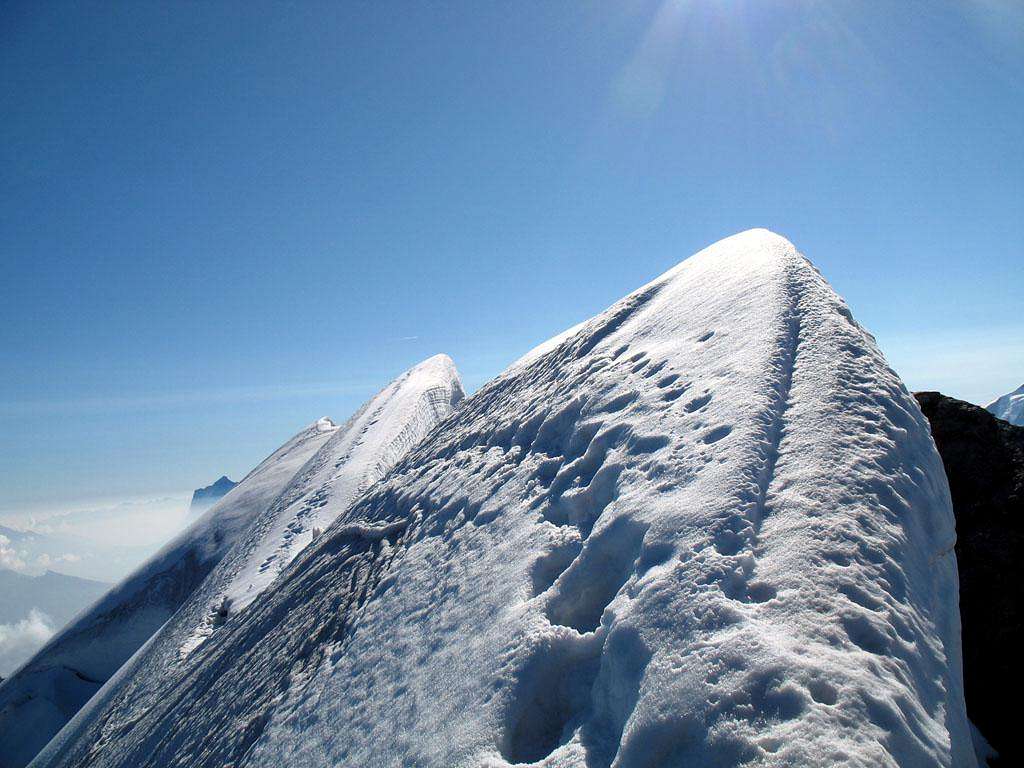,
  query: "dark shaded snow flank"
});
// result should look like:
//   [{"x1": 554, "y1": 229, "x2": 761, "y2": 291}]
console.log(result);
[
  {"x1": 33, "y1": 232, "x2": 972, "y2": 768},
  {"x1": 986, "y1": 384, "x2": 1024, "y2": 427},
  {"x1": 0, "y1": 417, "x2": 339, "y2": 768},
  {"x1": 915, "y1": 391, "x2": 1024, "y2": 767}
]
